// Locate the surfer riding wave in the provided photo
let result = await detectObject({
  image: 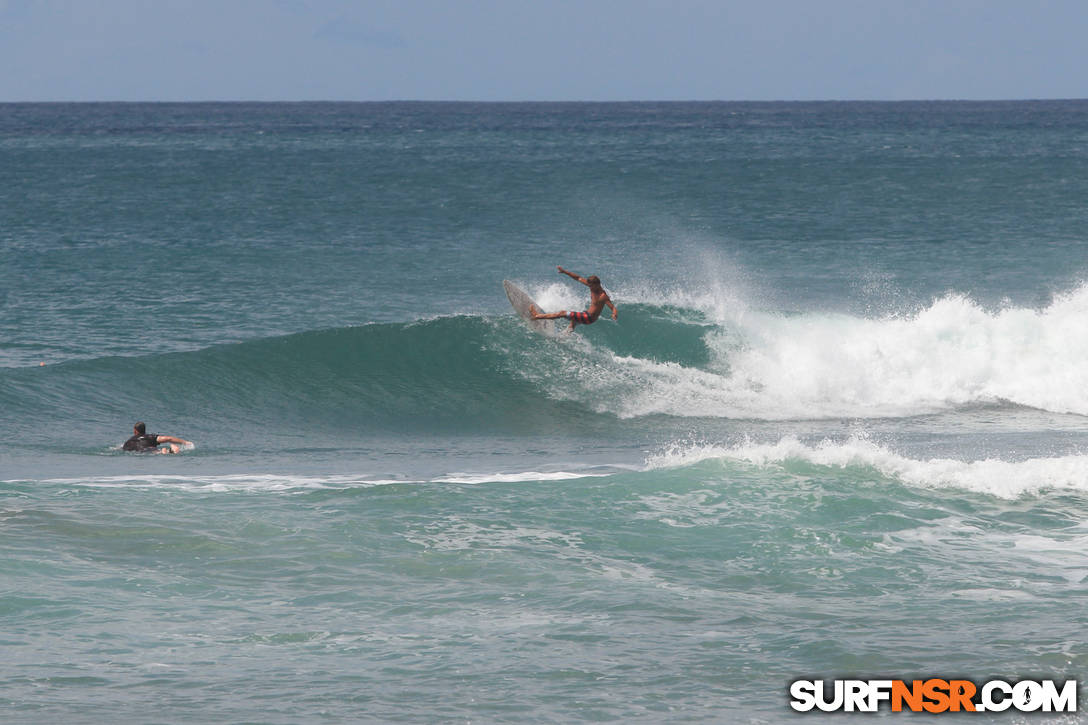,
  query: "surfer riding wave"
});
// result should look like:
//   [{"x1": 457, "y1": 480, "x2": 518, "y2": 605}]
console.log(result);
[{"x1": 530, "y1": 266, "x2": 618, "y2": 332}]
